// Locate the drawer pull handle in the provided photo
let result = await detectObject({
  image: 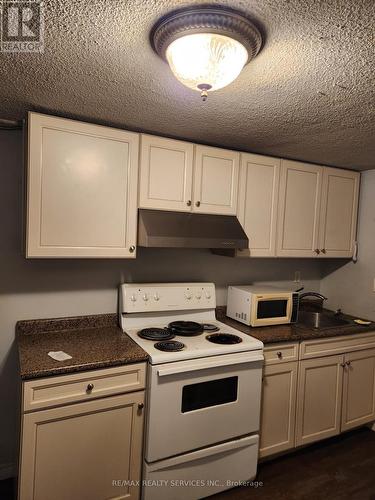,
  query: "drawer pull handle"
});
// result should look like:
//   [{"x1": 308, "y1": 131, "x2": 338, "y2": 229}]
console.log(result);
[
  {"x1": 277, "y1": 351, "x2": 282, "y2": 359},
  {"x1": 138, "y1": 402, "x2": 144, "y2": 410},
  {"x1": 187, "y1": 200, "x2": 192, "y2": 206},
  {"x1": 195, "y1": 201, "x2": 201, "y2": 207},
  {"x1": 314, "y1": 249, "x2": 320, "y2": 255},
  {"x1": 86, "y1": 383, "x2": 94, "y2": 393},
  {"x1": 321, "y1": 248, "x2": 326, "y2": 254}
]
